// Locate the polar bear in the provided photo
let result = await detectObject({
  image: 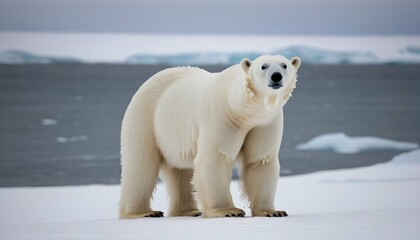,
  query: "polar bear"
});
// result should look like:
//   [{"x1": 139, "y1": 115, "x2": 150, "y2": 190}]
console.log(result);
[{"x1": 119, "y1": 55, "x2": 301, "y2": 218}]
